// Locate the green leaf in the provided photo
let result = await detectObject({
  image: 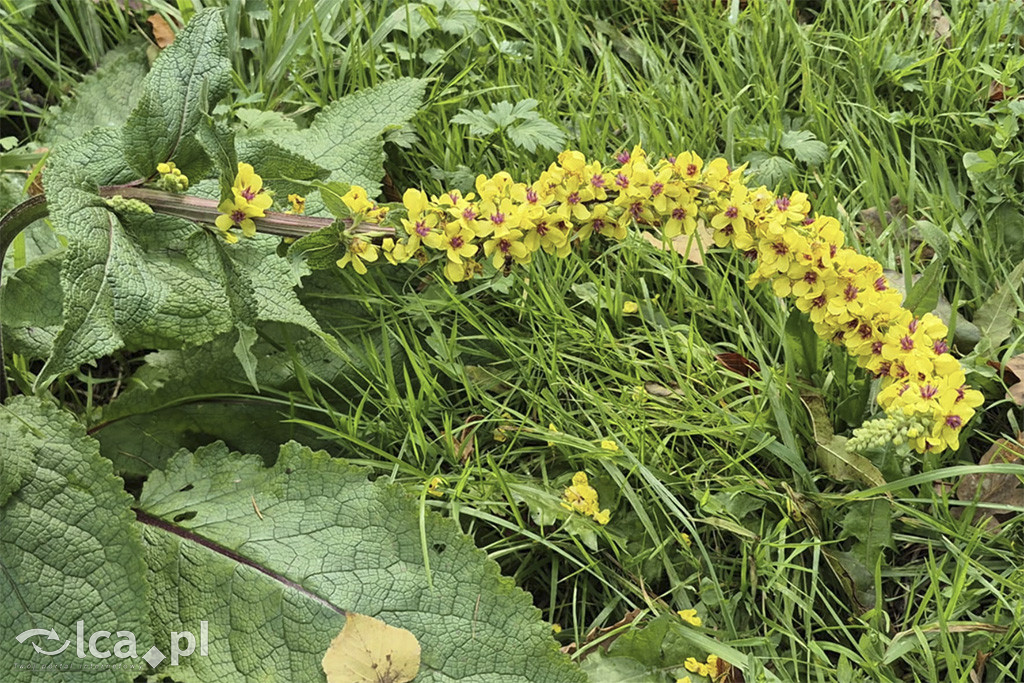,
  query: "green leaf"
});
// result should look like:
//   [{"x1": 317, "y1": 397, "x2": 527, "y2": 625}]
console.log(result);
[
  {"x1": 0, "y1": 396, "x2": 149, "y2": 680},
  {"x1": 0, "y1": 252, "x2": 64, "y2": 358},
  {"x1": 122, "y1": 9, "x2": 232, "y2": 176},
  {"x1": 276, "y1": 79, "x2": 427, "y2": 194},
  {"x1": 36, "y1": 137, "x2": 328, "y2": 386},
  {"x1": 287, "y1": 220, "x2": 349, "y2": 270},
  {"x1": 136, "y1": 441, "x2": 585, "y2": 682},
  {"x1": 903, "y1": 258, "x2": 944, "y2": 317},
  {"x1": 506, "y1": 117, "x2": 566, "y2": 153},
  {"x1": 781, "y1": 129, "x2": 829, "y2": 165},
  {"x1": 842, "y1": 499, "x2": 893, "y2": 569},
  {"x1": 972, "y1": 258, "x2": 1024, "y2": 356},
  {"x1": 196, "y1": 116, "x2": 237, "y2": 201},
  {"x1": 747, "y1": 152, "x2": 796, "y2": 187},
  {"x1": 41, "y1": 42, "x2": 150, "y2": 147},
  {"x1": 451, "y1": 107, "x2": 496, "y2": 136}
]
